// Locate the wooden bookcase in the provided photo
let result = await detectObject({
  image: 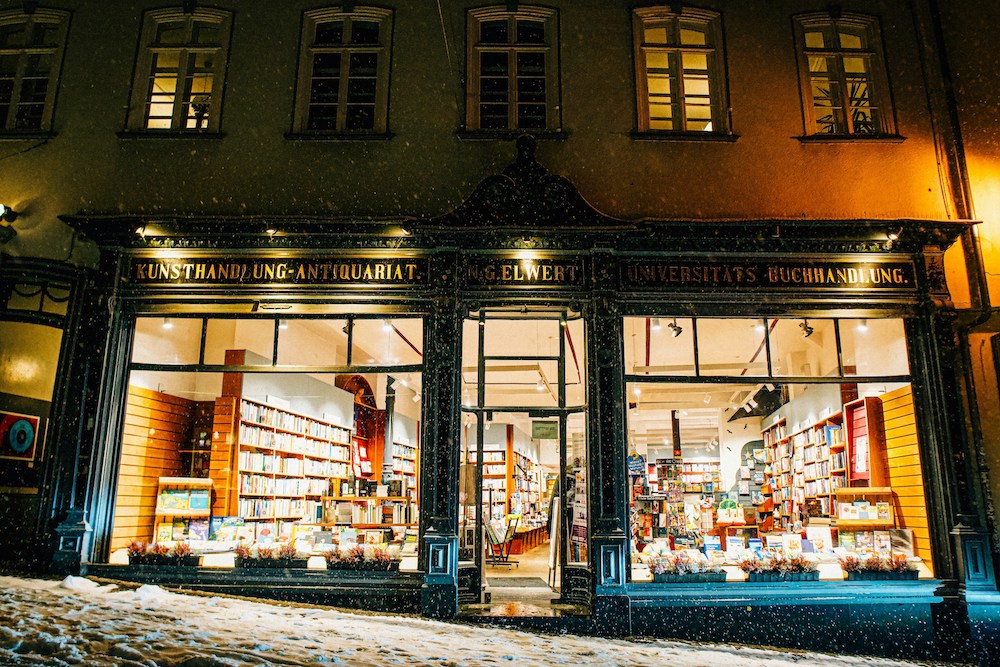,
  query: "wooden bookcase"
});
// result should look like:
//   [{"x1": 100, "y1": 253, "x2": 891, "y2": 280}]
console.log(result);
[
  {"x1": 153, "y1": 476, "x2": 213, "y2": 542},
  {"x1": 843, "y1": 396, "x2": 889, "y2": 487}
]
